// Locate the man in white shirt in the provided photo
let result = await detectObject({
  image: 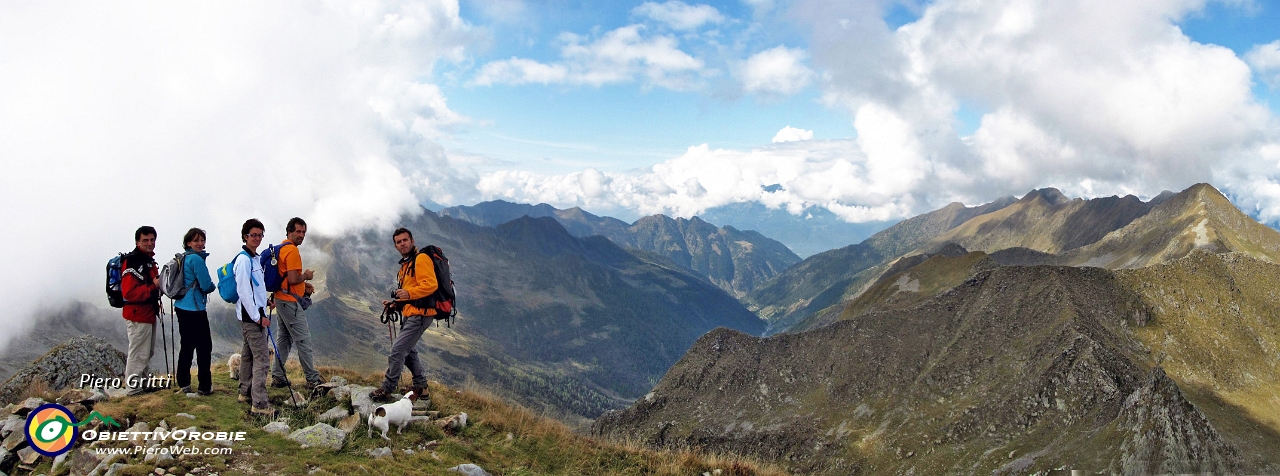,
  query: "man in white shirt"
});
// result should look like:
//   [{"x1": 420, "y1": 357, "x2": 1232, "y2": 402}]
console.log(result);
[{"x1": 234, "y1": 218, "x2": 274, "y2": 416}]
